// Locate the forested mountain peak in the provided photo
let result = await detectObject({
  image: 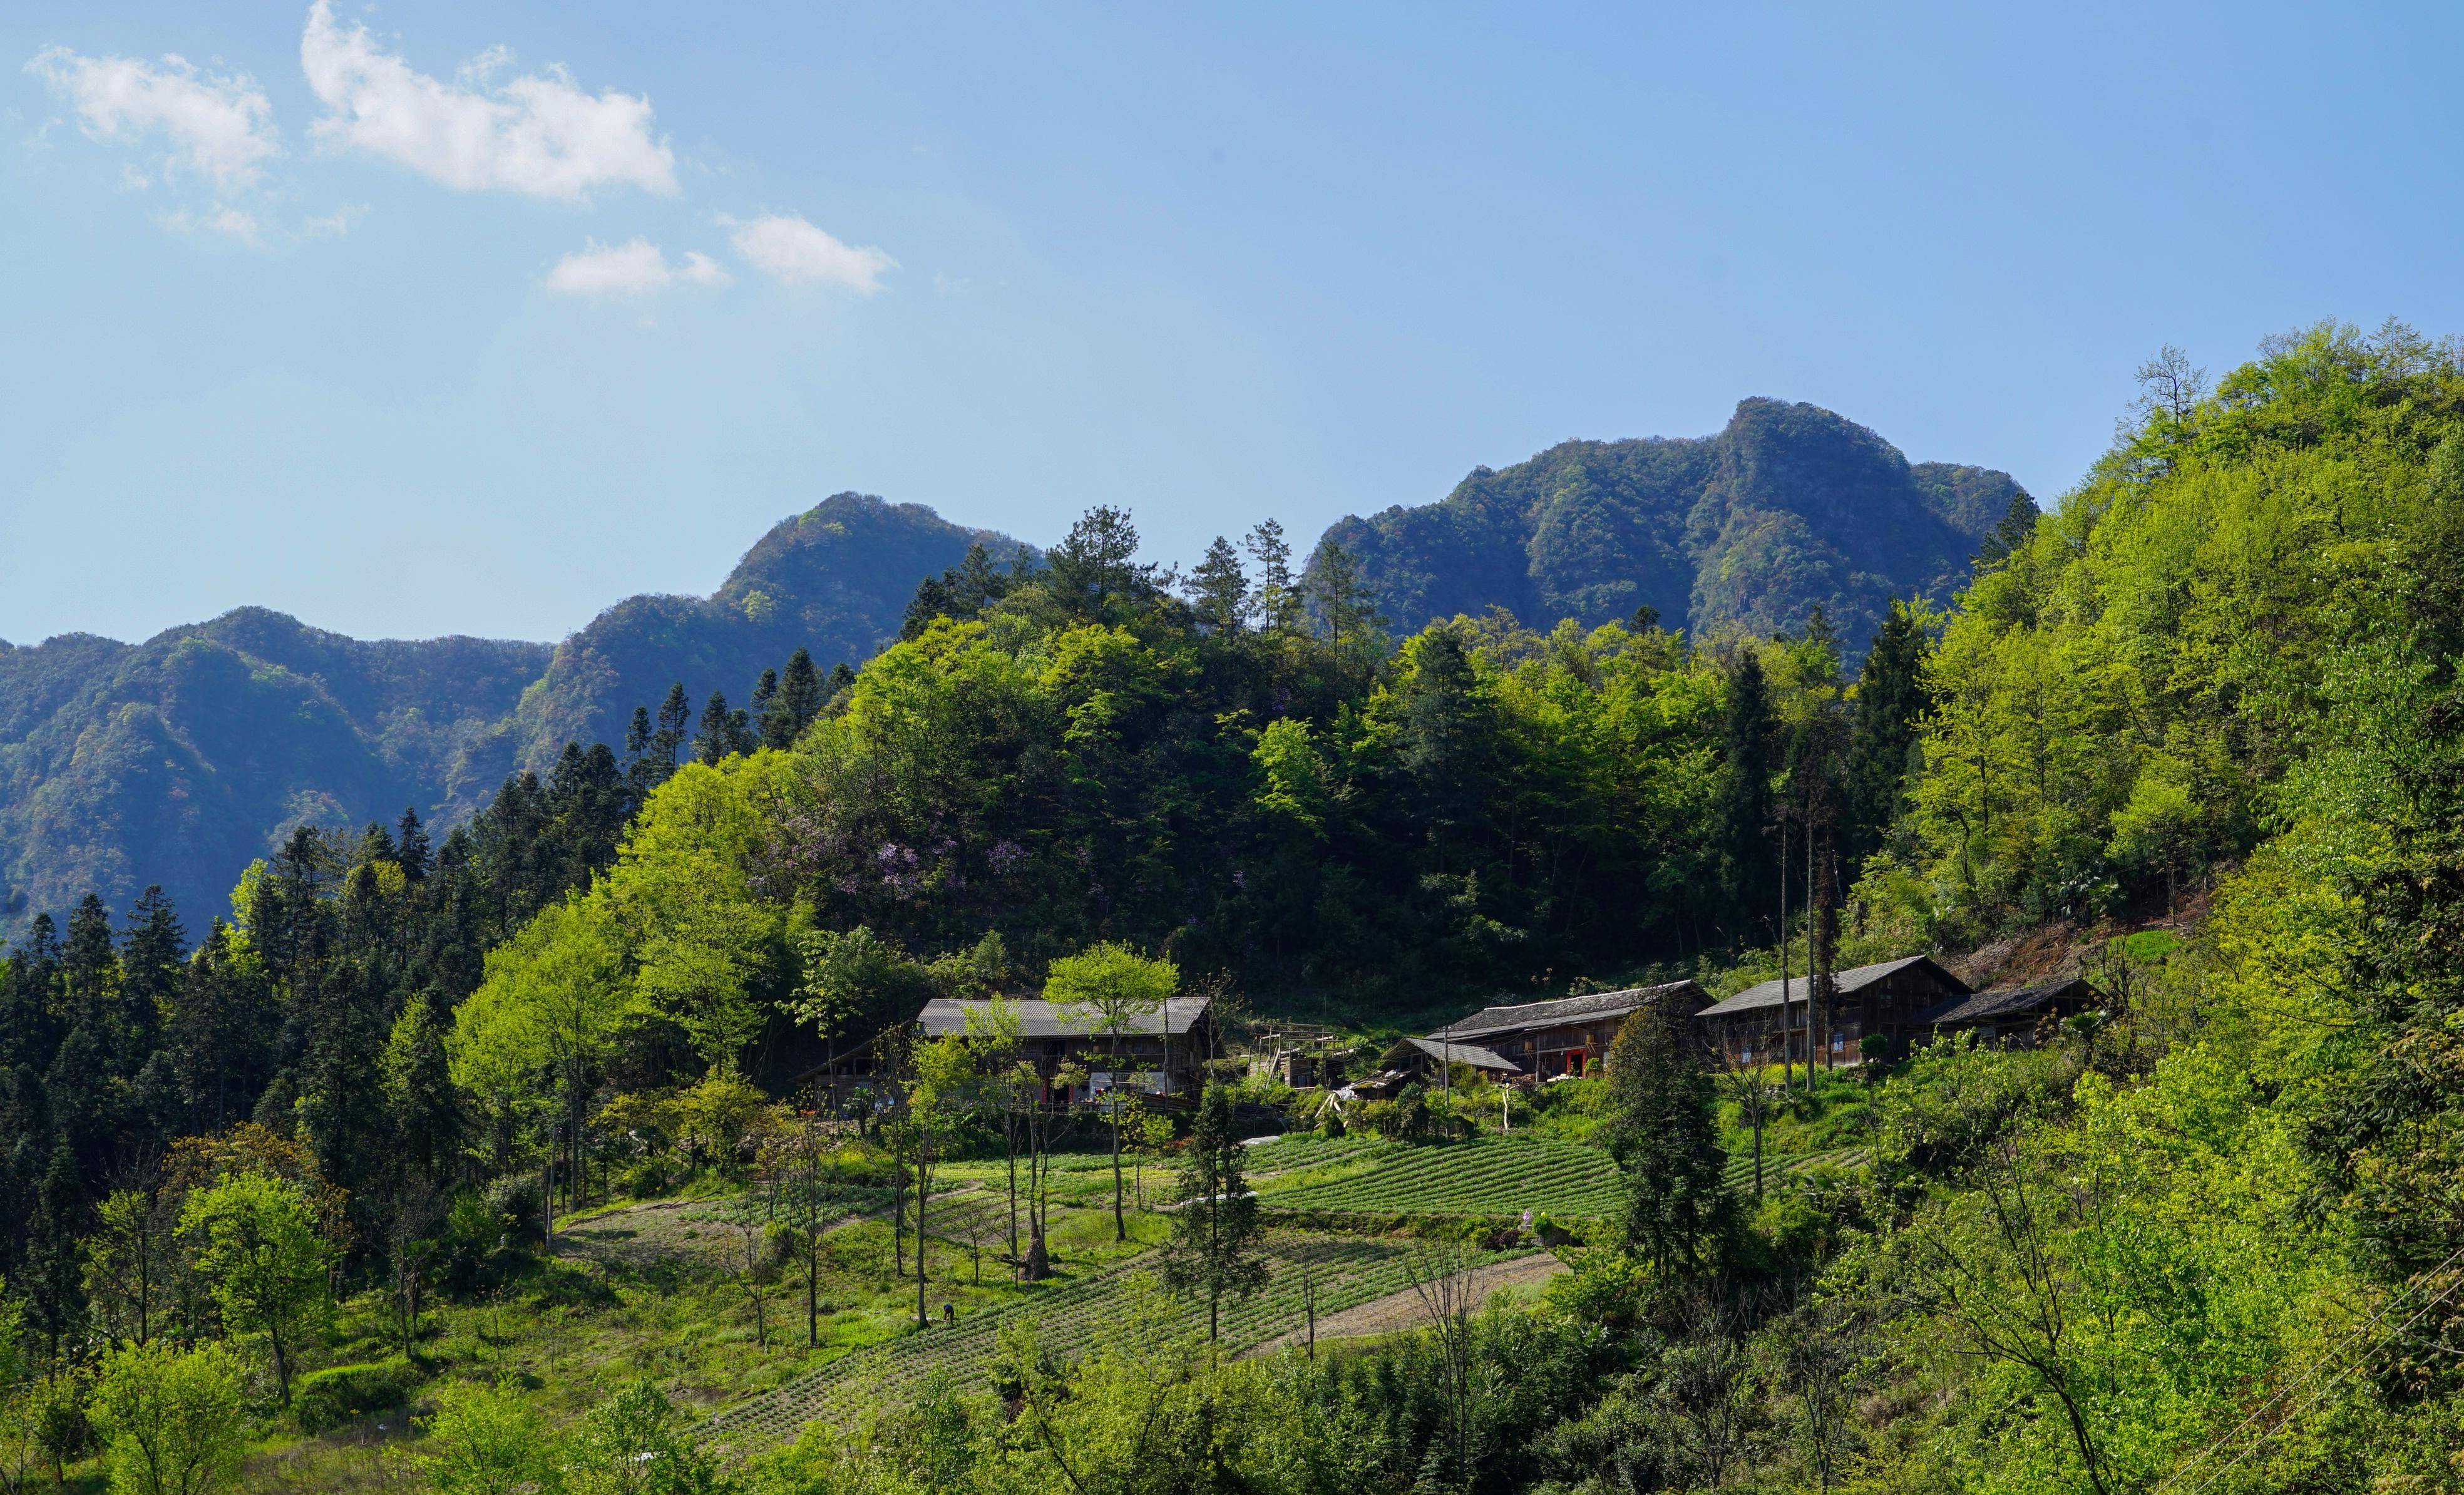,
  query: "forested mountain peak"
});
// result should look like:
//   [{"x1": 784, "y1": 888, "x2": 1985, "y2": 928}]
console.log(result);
[
  {"x1": 1319, "y1": 397, "x2": 2031, "y2": 650},
  {"x1": 0, "y1": 493, "x2": 1022, "y2": 935}
]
